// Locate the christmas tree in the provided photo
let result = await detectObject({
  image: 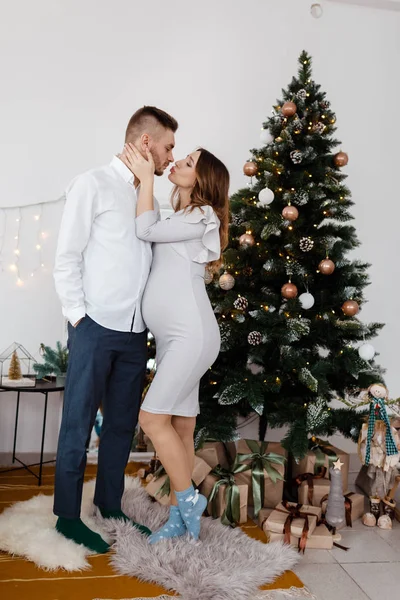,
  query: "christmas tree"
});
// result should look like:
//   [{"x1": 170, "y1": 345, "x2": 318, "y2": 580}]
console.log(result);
[
  {"x1": 197, "y1": 51, "x2": 384, "y2": 459},
  {"x1": 8, "y1": 350, "x2": 22, "y2": 380}
]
